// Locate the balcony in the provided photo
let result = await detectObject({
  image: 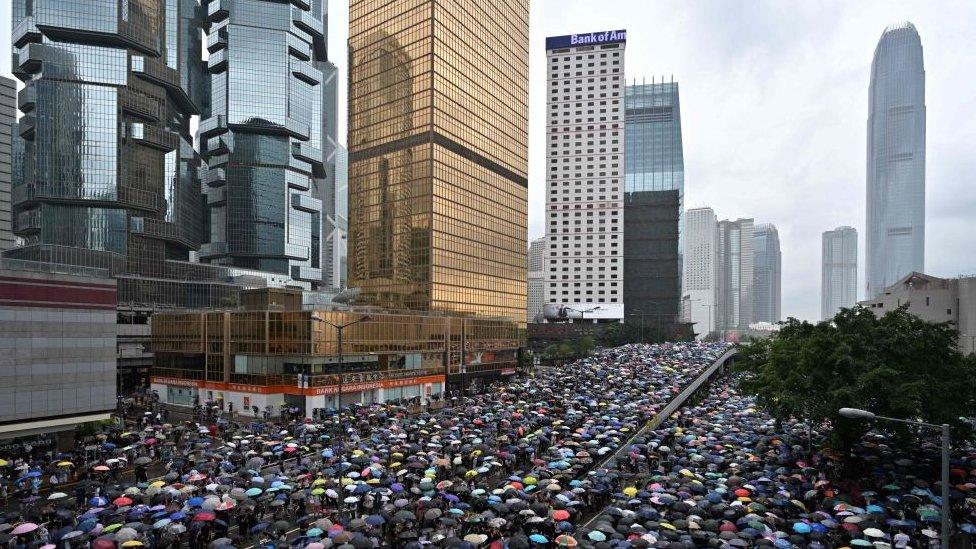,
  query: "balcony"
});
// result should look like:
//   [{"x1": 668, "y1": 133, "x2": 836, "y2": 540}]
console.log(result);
[
  {"x1": 290, "y1": 140, "x2": 321, "y2": 164},
  {"x1": 14, "y1": 209, "x2": 40, "y2": 234},
  {"x1": 206, "y1": 132, "x2": 233, "y2": 155},
  {"x1": 291, "y1": 193, "x2": 321, "y2": 213},
  {"x1": 18, "y1": 114, "x2": 35, "y2": 140},
  {"x1": 206, "y1": 29, "x2": 227, "y2": 53},
  {"x1": 290, "y1": 59, "x2": 321, "y2": 85},
  {"x1": 119, "y1": 88, "x2": 161, "y2": 121},
  {"x1": 199, "y1": 241, "x2": 228, "y2": 259},
  {"x1": 285, "y1": 171, "x2": 310, "y2": 191},
  {"x1": 290, "y1": 0, "x2": 311, "y2": 10},
  {"x1": 291, "y1": 8, "x2": 324, "y2": 39},
  {"x1": 17, "y1": 43, "x2": 43, "y2": 75},
  {"x1": 131, "y1": 54, "x2": 199, "y2": 114},
  {"x1": 207, "y1": 49, "x2": 227, "y2": 72},
  {"x1": 284, "y1": 242, "x2": 309, "y2": 260},
  {"x1": 12, "y1": 17, "x2": 41, "y2": 48},
  {"x1": 286, "y1": 33, "x2": 311, "y2": 61},
  {"x1": 205, "y1": 167, "x2": 226, "y2": 187},
  {"x1": 206, "y1": 185, "x2": 226, "y2": 206},
  {"x1": 17, "y1": 86, "x2": 35, "y2": 113},
  {"x1": 198, "y1": 115, "x2": 228, "y2": 138},
  {"x1": 129, "y1": 123, "x2": 178, "y2": 151},
  {"x1": 207, "y1": 0, "x2": 229, "y2": 22},
  {"x1": 291, "y1": 265, "x2": 322, "y2": 282}
]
